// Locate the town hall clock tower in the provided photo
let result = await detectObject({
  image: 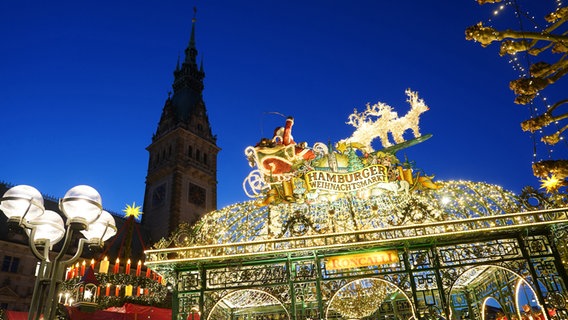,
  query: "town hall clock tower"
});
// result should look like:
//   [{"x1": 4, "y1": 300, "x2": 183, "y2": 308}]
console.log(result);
[{"x1": 143, "y1": 17, "x2": 219, "y2": 243}]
